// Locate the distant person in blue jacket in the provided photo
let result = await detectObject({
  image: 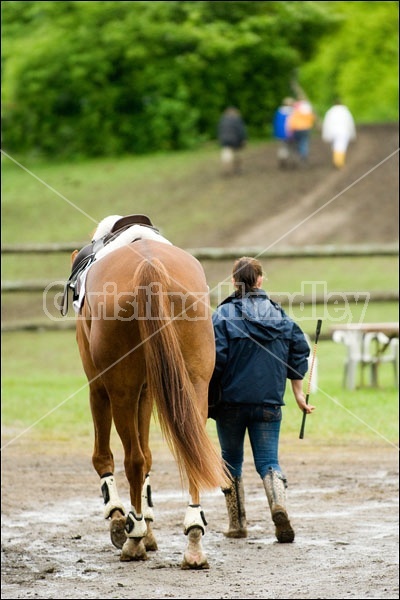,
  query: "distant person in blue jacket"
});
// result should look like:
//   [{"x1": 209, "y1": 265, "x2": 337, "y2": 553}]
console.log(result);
[
  {"x1": 208, "y1": 256, "x2": 313, "y2": 542},
  {"x1": 272, "y1": 97, "x2": 295, "y2": 168}
]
